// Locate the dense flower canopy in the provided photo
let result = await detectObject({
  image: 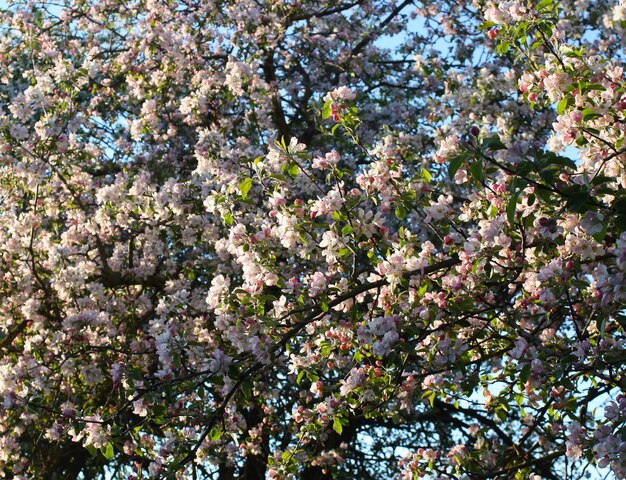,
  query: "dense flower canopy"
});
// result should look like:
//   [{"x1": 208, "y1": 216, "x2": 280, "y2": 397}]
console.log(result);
[{"x1": 0, "y1": 0, "x2": 625, "y2": 478}]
